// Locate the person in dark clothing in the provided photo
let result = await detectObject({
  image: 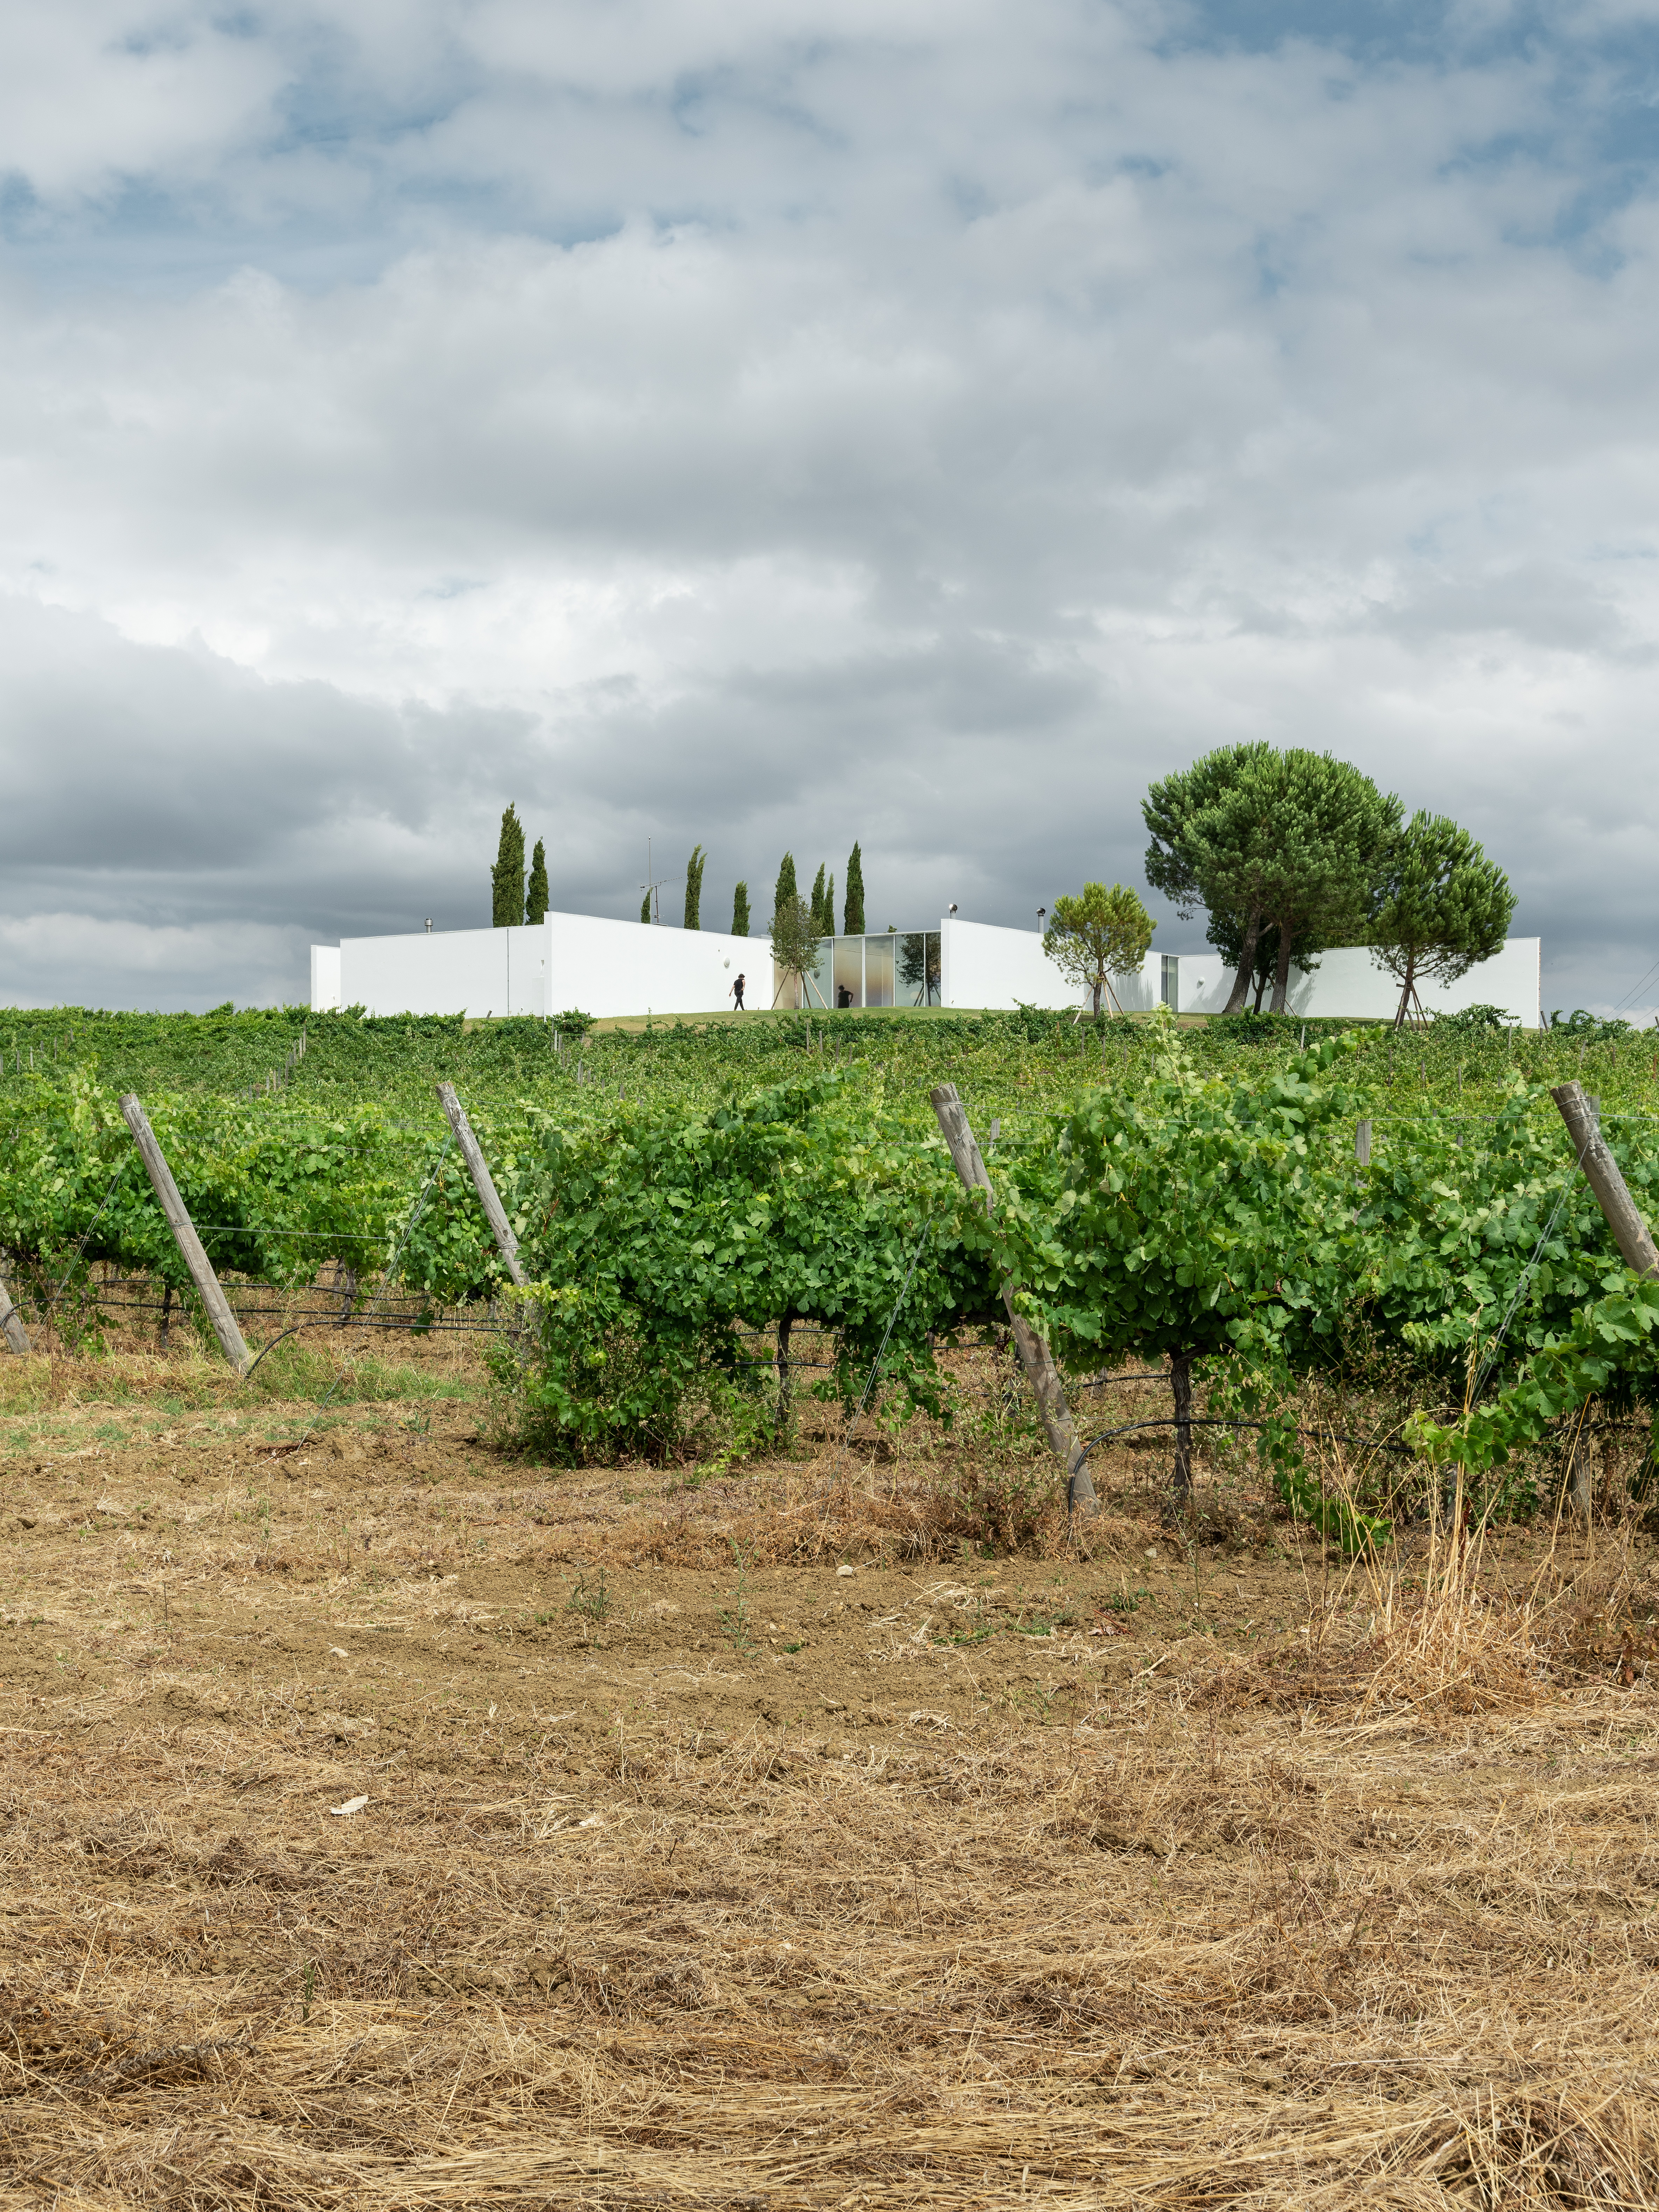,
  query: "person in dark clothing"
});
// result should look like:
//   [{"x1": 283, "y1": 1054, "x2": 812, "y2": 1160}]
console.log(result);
[
  {"x1": 836, "y1": 983, "x2": 853, "y2": 1007},
  {"x1": 730, "y1": 972, "x2": 745, "y2": 1011}
]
